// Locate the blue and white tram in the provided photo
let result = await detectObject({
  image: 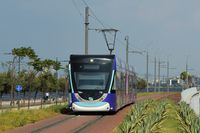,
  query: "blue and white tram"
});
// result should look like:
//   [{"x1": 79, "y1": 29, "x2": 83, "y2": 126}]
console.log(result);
[{"x1": 68, "y1": 55, "x2": 137, "y2": 112}]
